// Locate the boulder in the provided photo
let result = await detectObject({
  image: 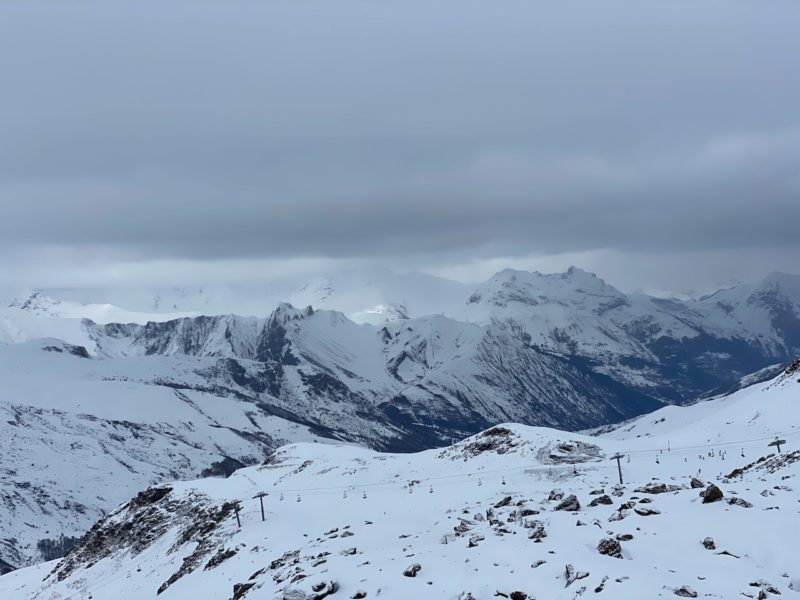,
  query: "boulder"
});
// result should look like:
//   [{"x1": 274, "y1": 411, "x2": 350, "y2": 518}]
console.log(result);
[
  {"x1": 702, "y1": 537, "x2": 716, "y2": 550},
  {"x1": 726, "y1": 497, "x2": 752, "y2": 508},
  {"x1": 690, "y1": 478, "x2": 705, "y2": 489},
  {"x1": 403, "y1": 563, "x2": 422, "y2": 577},
  {"x1": 597, "y1": 538, "x2": 623, "y2": 559},
  {"x1": 589, "y1": 495, "x2": 613, "y2": 507},
  {"x1": 700, "y1": 484, "x2": 724, "y2": 504},
  {"x1": 634, "y1": 483, "x2": 668, "y2": 494},
  {"x1": 674, "y1": 585, "x2": 698, "y2": 597},
  {"x1": 554, "y1": 495, "x2": 580, "y2": 511}
]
